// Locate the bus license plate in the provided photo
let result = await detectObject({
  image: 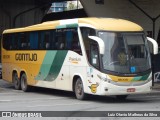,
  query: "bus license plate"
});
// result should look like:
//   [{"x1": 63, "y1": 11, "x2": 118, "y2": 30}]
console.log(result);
[{"x1": 127, "y1": 88, "x2": 135, "y2": 92}]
